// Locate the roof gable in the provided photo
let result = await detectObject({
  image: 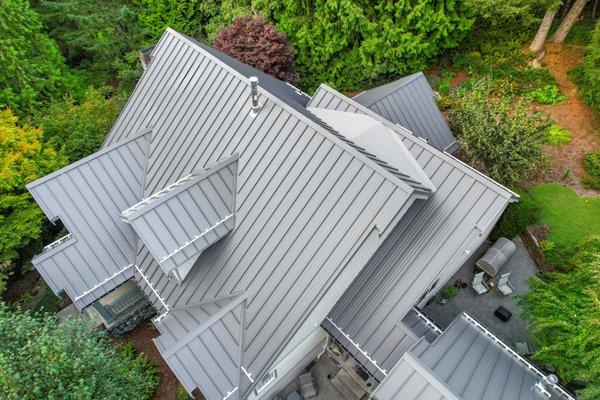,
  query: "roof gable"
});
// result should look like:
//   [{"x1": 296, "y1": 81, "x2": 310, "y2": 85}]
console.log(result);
[
  {"x1": 27, "y1": 130, "x2": 151, "y2": 308},
  {"x1": 122, "y1": 155, "x2": 238, "y2": 279},
  {"x1": 352, "y1": 72, "x2": 458, "y2": 152}
]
